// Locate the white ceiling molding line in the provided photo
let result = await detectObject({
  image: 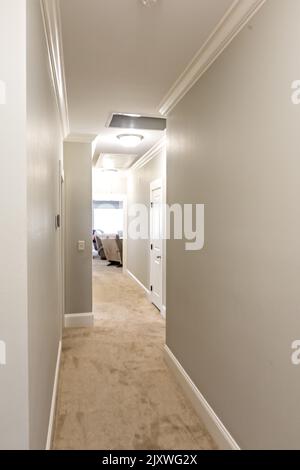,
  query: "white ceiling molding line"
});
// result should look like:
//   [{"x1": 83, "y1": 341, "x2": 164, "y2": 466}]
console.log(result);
[
  {"x1": 130, "y1": 134, "x2": 166, "y2": 172},
  {"x1": 91, "y1": 135, "x2": 100, "y2": 159},
  {"x1": 40, "y1": 0, "x2": 70, "y2": 138},
  {"x1": 159, "y1": 0, "x2": 266, "y2": 116}
]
